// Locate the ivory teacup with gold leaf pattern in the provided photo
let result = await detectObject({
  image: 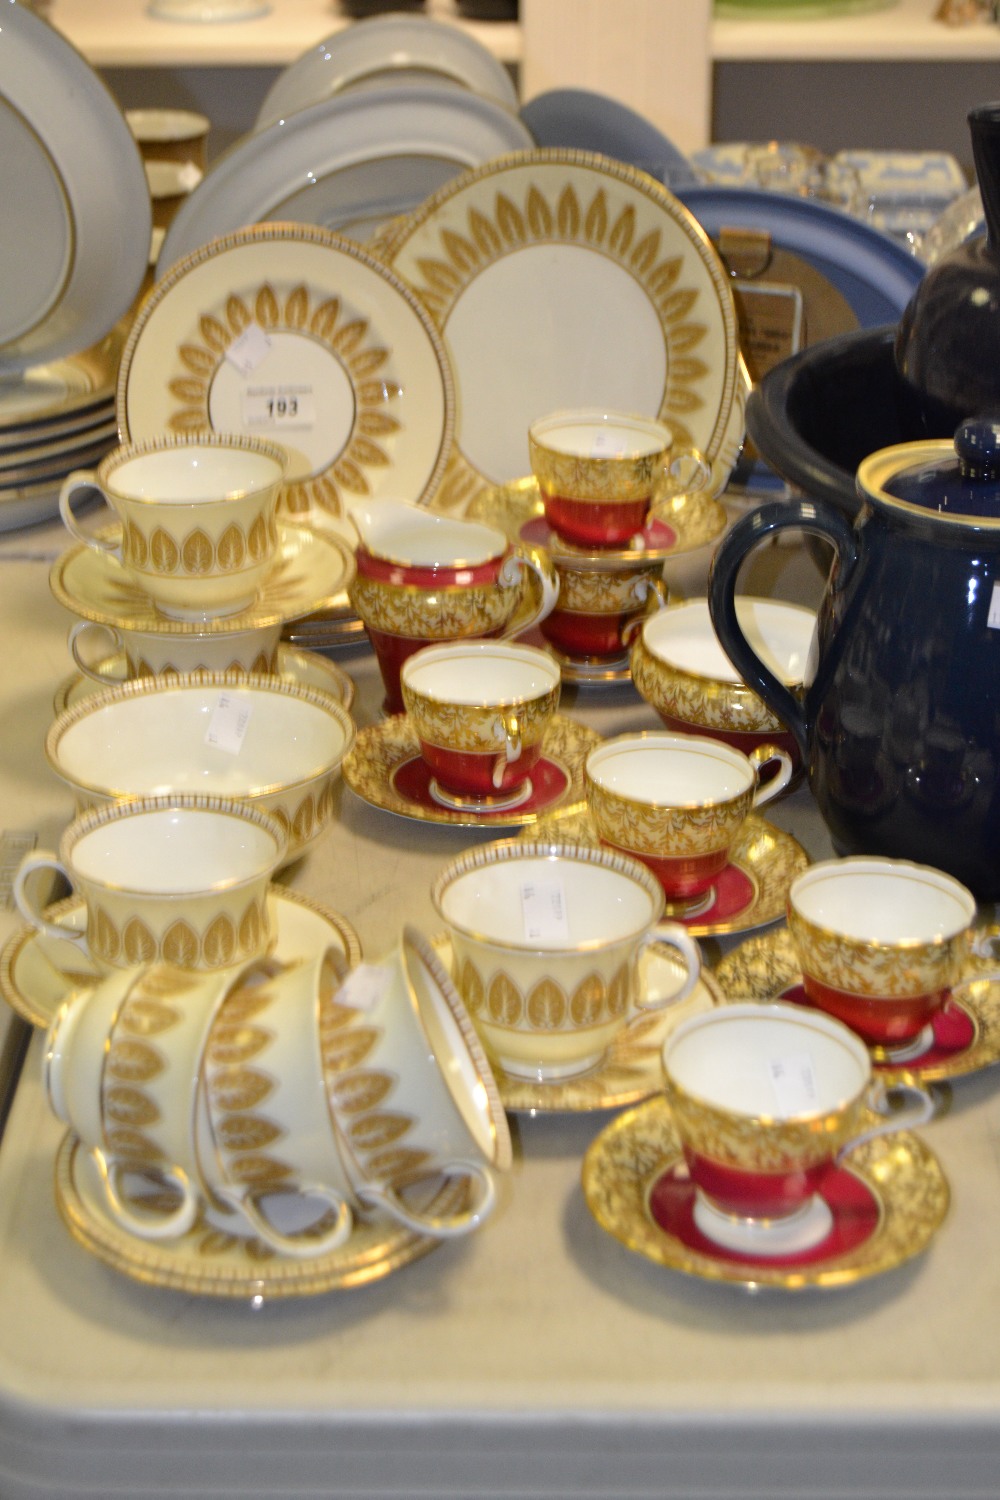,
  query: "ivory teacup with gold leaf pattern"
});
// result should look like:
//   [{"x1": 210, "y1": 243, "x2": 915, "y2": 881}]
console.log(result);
[
  {"x1": 14, "y1": 795, "x2": 287, "y2": 974},
  {"x1": 661, "y1": 1002, "x2": 934, "y2": 1244},
  {"x1": 585, "y1": 731, "x2": 792, "y2": 908},
  {"x1": 59, "y1": 434, "x2": 286, "y2": 619},
  {"x1": 44, "y1": 956, "x2": 359, "y2": 1256},
  {"x1": 316, "y1": 927, "x2": 511, "y2": 1236},
  {"x1": 401, "y1": 640, "x2": 561, "y2": 809},
  {"x1": 67, "y1": 618, "x2": 283, "y2": 684},
  {"x1": 432, "y1": 840, "x2": 702, "y2": 1082}
]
